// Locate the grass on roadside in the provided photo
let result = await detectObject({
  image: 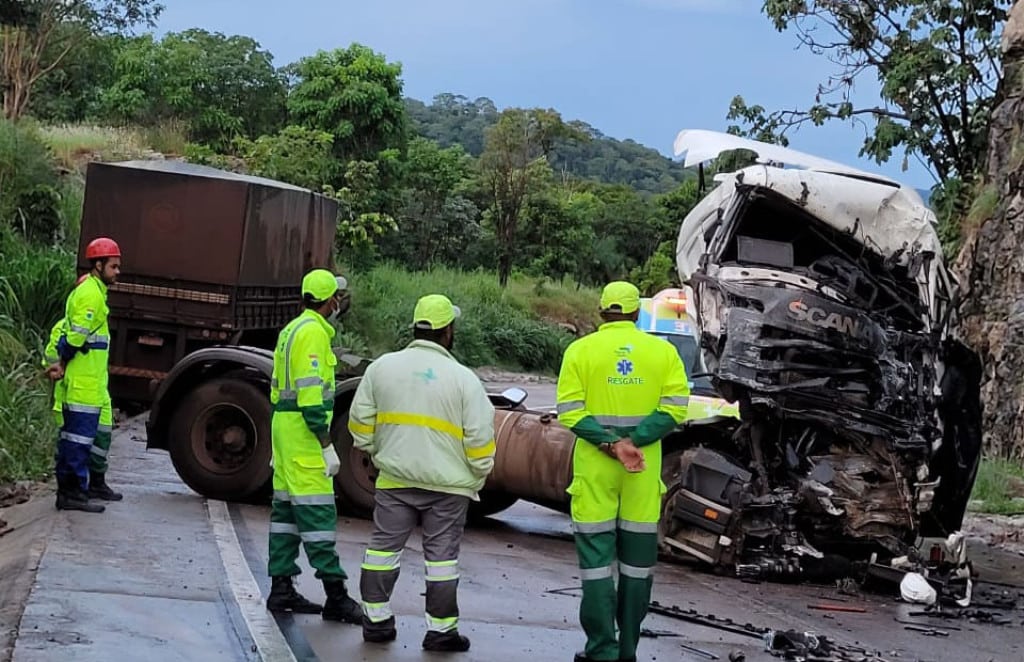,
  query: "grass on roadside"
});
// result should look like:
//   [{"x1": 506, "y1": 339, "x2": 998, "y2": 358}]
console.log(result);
[
  {"x1": 0, "y1": 235, "x2": 75, "y2": 484},
  {"x1": 337, "y1": 263, "x2": 601, "y2": 374},
  {"x1": 38, "y1": 124, "x2": 153, "y2": 171},
  {"x1": 969, "y1": 458, "x2": 1024, "y2": 515}
]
